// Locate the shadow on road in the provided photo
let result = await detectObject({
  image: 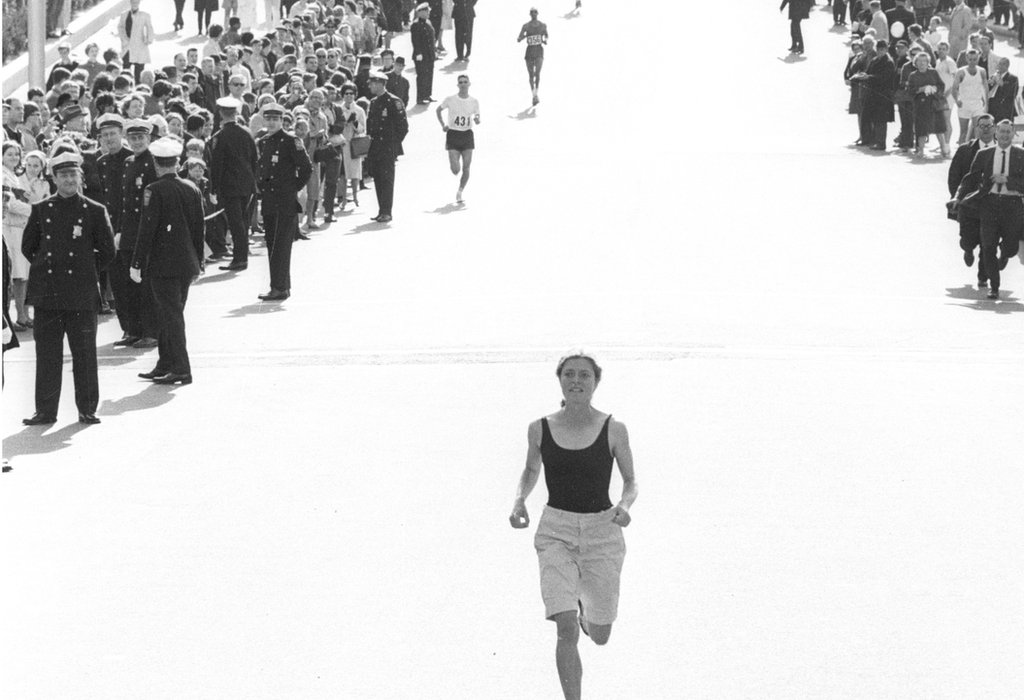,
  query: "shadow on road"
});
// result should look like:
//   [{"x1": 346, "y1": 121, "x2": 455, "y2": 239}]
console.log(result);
[
  {"x1": 99, "y1": 383, "x2": 178, "y2": 416},
  {"x1": 426, "y1": 203, "x2": 465, "y2": 216},
  {"x1": 509, "y1": 107, "x2": 536, "y2": 120},
  {"x1": 223, "y1": 301, "x2": 288, "y2": 317},
  {"x1": 96, "y1": 353, "x2": 138, "y2": 368},
  {"x1": 439, "y1": 60, "x2": 468, "y2": 74},
  {"x1": 561, "y1": 10, "x2": 581, "y2": 20},
  {"x1": 193, "y1": 270, "x2": 246, "y2": 286},
  {"x1": 945, "y1": 285, "x2": 1023, "y2": 314},
  {"x1": 778, "y1": 54, "x2": 808, "y2": 63},
  {"x1": 344, "y1": 221, "x2": 389, "y2": 236},
  {"x1": 2, "y1": 422, "x2": 90, "y2": 462},
  {"x1": 153, "y1": 31, "x2": 179, "y2": 42}
]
